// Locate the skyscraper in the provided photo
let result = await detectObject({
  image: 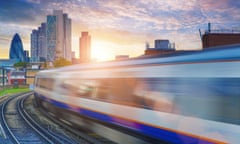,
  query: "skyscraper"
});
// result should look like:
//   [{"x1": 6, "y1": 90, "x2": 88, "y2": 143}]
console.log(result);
[
  {"x1": 31, "y1": 23, "x2": 47, "y2": 62},
  {"x1": 79, "y1": 32, "x2": 91, "y2": 63},
  {"x1": 53, "y1": 10, "x2": 64, "y2": 60},
  {"x1": 24, "y1": 50, "x2": 30, "y2": 62},
  {"x1": 46, "y1": 15, "x2": 57, "y2": 62},
  {"x1": 38, "y1": 23, "x2": 47, "y2": 61},
  {"x1": 50, "y1": 10, "x2": 72, "y2": 61},
  {"x1": 63, "y1": 13, "x2": 72, "y2": 61},
  {"x1": 31, "y1": 10, "x2": 71, "y2": 62},
  {"x1": 31, "y1": 30, "x2": 39, "y2": 62},
  {"x1": 9, "y1": 33, "x2": 27, "y2": 62}
]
